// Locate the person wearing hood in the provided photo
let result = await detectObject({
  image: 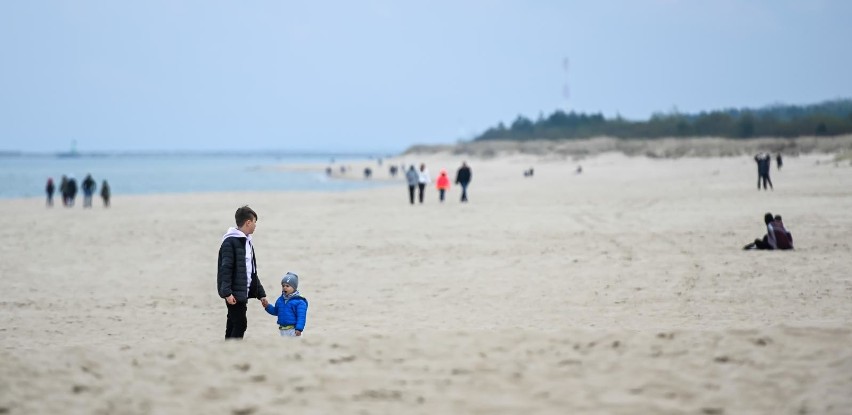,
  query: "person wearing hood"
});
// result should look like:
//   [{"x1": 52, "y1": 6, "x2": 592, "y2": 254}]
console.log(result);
[
  {"x1": 435, "y1": 169, "x2": 451, "y2": 202},
  {"x1": 264, "y1": 272, "x2": 308, "y2": 337},
  {"x1": 405, "y1": 165, "x2": 419, "y2": 205},
  {"x1": 217, "y1": 205, "x2": 268, "y2": 339}
]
